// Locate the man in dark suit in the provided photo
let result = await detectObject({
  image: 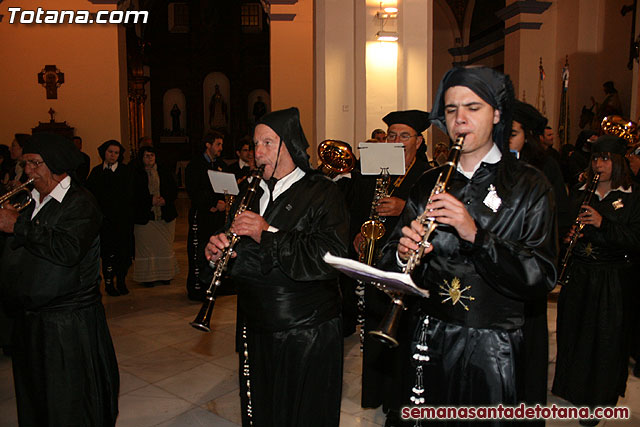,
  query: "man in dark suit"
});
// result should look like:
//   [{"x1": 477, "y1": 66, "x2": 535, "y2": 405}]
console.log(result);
[{"x1": 185, "y1": 131, "x2": 228, "y2": 301}]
